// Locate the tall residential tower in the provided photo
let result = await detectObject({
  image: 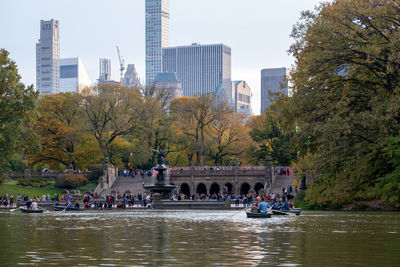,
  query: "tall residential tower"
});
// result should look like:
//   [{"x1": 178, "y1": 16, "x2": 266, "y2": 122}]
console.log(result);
[
  {"x1": 36, "y1": 19, "x2": 60, "y2": 94},
  {"x1": 145, "y1": 0, "x2": 170, "y2": 86}
]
